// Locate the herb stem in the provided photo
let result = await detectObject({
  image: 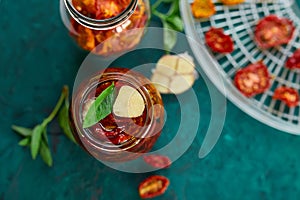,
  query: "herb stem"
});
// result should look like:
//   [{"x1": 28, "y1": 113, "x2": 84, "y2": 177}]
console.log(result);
[
  {"x1": 152, "y1": 9, "x2": 166, "y2": 20},
  {"x1": 151, "y1": 0, "x2": 164, "y2": 11},
  {"x1": 42, "y1": 86, "x2": 68, "y2": 127}
]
